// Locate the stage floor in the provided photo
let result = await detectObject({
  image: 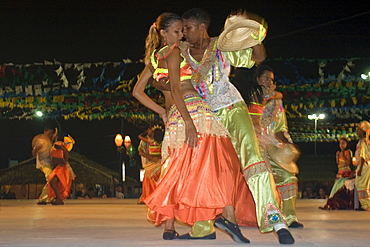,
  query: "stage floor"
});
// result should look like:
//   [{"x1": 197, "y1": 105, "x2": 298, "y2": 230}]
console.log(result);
[{"x1": 0, "y1": 199, "x2": 368, "y2": 247}]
